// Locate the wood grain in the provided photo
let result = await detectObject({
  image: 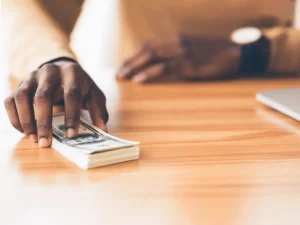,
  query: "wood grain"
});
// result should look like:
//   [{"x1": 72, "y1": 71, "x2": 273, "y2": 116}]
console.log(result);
[{"x1": 2, "y1": 72, "x2": 300, "y2": 225}]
